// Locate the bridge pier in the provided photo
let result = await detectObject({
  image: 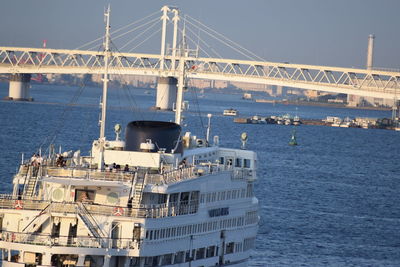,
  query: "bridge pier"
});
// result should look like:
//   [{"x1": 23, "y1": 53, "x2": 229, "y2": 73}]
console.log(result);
[
  {"x1": 155, "y1": 77, "x2": 177, "y2": 110},
  {"x1": 5, "y1": 74, "x2": 33, "y2": 101}
]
